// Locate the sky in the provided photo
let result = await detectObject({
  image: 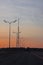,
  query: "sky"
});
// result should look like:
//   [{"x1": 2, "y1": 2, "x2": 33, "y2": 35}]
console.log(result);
[{"x1": 0, "y1": 0, "x2": 43, "y2": 48}]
